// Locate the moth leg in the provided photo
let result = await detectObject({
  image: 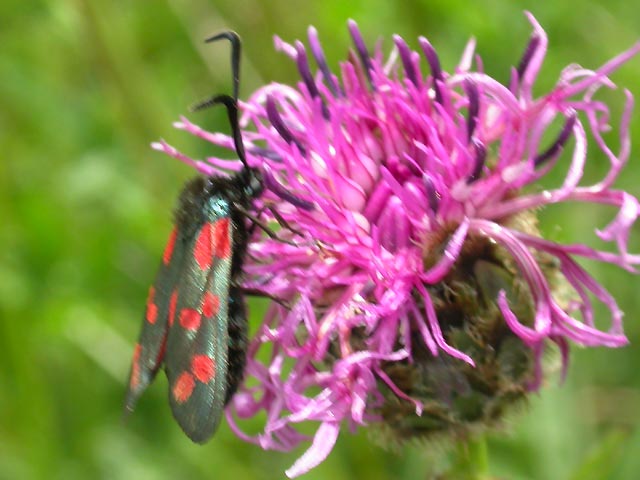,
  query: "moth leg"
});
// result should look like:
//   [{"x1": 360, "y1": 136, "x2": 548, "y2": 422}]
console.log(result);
[
  {"x1": 265, "y1": 204, "x2": 305, "y2": 238},
  {"x1": 242, "y1": 204, "x2": 309, "y2": 247},
  {"x1": 236, "y1": 205, "x2": 299, "y2": 246},
  {"x1": 237, "y1": 285, "x2": 290, "y2": 308}
]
